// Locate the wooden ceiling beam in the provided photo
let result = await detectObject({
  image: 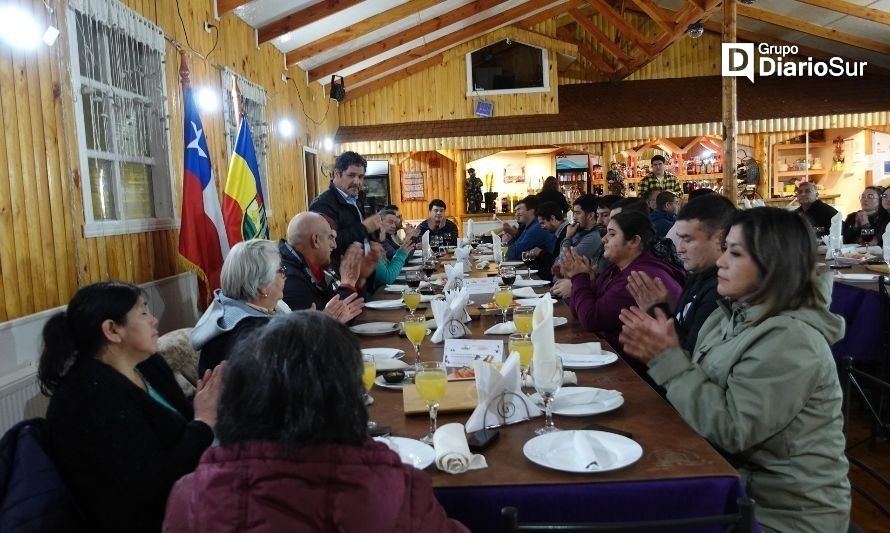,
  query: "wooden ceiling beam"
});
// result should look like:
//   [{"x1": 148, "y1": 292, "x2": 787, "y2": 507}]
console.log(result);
[
  {"x1": 216, "y1": 0, "x2": 251, "y2": 16},
  {"x1": 586, "y1": 0, "x2": 654, "y2": 55},
  {"x1": 569, "y1": 8, "x2": 632, "y2": 65},
  {"x1": 286, "y1": 0, "x2": 444, "y2": 64},
  {"x1": 258, "y1": 0, "x2": 364, "y2": 44},
  {"x1": 629, "y1": 0, "x2": 674, "y2": 35},
  {"x1": 343, "y1": 55, "x2": 445, "y2": 101},
  {"x1": 341, "y1": 0, "x2": 565, "y2": 88},
  {"x1": 307, "y1": 0, "x2": 505, "y2": 79},
  {"x1": 517, "y1": 0, "x2": 585, "y2": 30},
  {"x1": 794, "y1": 0, "x2": 890, "y2": 27},
  {"x1": 556, "y1": 26, "x2": 616, "y2": 73},
  {"x1": 737, "y1": 4, "x2": 890, "y2": 55}
]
